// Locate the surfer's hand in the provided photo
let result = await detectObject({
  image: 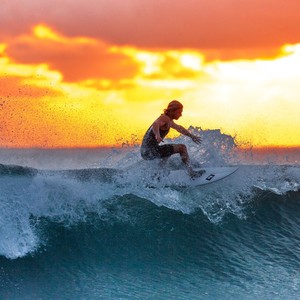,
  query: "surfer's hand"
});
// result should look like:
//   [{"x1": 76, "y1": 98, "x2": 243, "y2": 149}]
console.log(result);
[{"x1": 191, "y1": 135, "x2": 201, "y2": 145}]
